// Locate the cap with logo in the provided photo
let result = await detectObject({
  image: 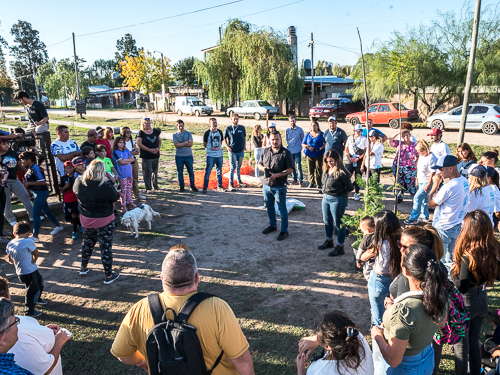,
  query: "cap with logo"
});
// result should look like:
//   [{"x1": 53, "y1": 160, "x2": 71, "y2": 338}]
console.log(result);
[
  {"x1": 468, "y1": 164, "x2": 487, "y2": 178},
  {"x1": 354, "y1": 124, "x2": 363, "y2": 132},
  {"x1": 72, "y1": 156, "x2": 85, "y2": 165},
  {"x1": 269, "y1": 123, "x2": 276, "y2": 128},
  {"x1": 427, "y1": 128, "x2": 442, "y2": 136},
  {"x1": 63, "y1": 161, "x2": 74, "y2": 167}
]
